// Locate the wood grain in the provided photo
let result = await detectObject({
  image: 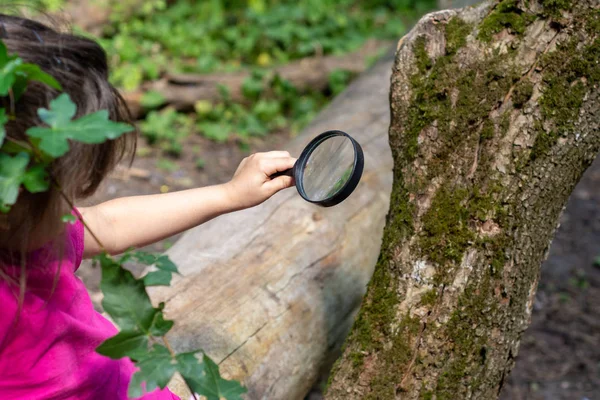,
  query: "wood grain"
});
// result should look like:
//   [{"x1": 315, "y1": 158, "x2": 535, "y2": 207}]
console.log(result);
[{"x1": 154, "y1": 52, "x2": 396, "y2": 399}]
